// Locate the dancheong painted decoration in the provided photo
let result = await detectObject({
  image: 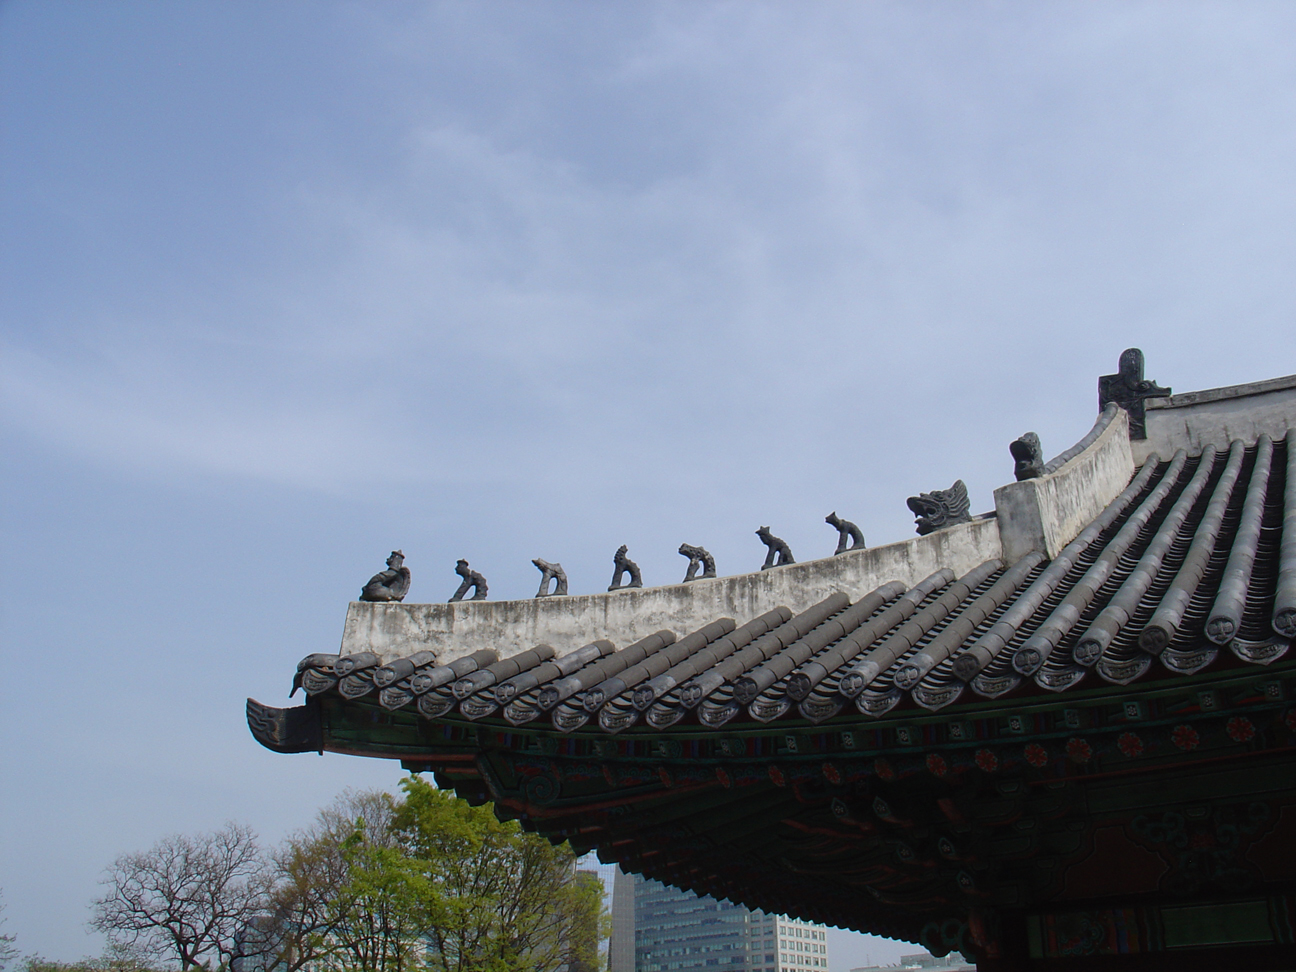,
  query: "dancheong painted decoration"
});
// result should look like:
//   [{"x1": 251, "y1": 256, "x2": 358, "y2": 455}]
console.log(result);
[{"x1": 250, "y1": 351, "x2": 1296, "y2": 971}]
